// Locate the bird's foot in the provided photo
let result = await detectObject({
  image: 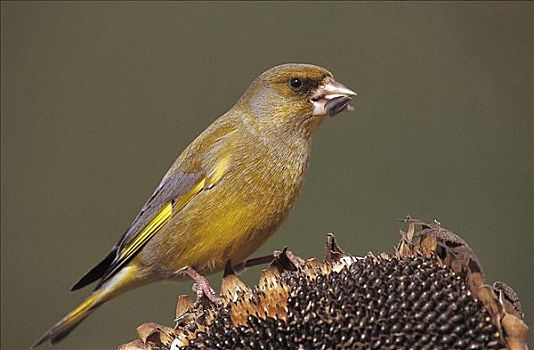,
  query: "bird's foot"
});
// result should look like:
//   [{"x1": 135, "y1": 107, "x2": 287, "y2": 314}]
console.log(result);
[
  {"x1": 232, "y1": 248, "x2": 305, "y2": 273},
  {"x1": 284, "y1": 248, "x2": 305, "y2": 268},
  {"x1": 270, "y1": 247, "x2": 304, "y2": 272},
  {"x1": 185, "y1": 267, "x2": 222, "y2": 308}
]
